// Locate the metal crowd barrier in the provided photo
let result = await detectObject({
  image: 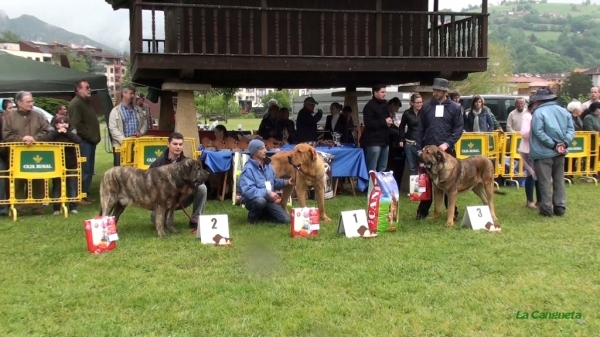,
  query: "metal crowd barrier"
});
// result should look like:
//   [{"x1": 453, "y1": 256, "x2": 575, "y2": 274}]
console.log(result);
[
  {"x1": 115, "y1": 136, "x2": 201, "y2": 169},
  {"x1": 0, "y1": 142, "x2": 87, "y2": 221}
]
